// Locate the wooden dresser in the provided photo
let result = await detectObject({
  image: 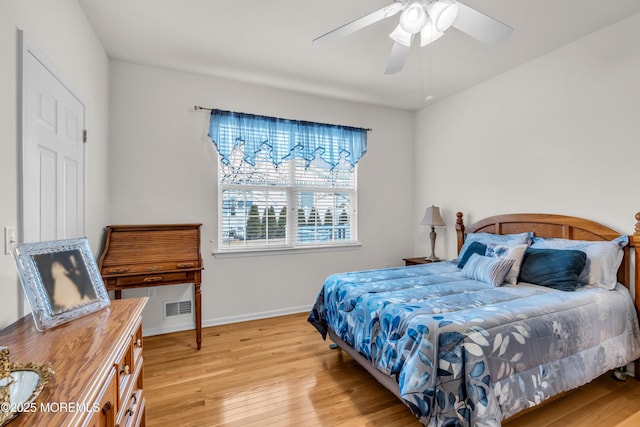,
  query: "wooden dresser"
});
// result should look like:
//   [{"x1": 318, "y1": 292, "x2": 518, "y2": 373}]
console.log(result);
[
  {"x1": 98, "y1": 224, "x2": 203, "y2": 350},
  {"x1": 0, "y1": 297, "x2": 148, "y2": 426}
]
